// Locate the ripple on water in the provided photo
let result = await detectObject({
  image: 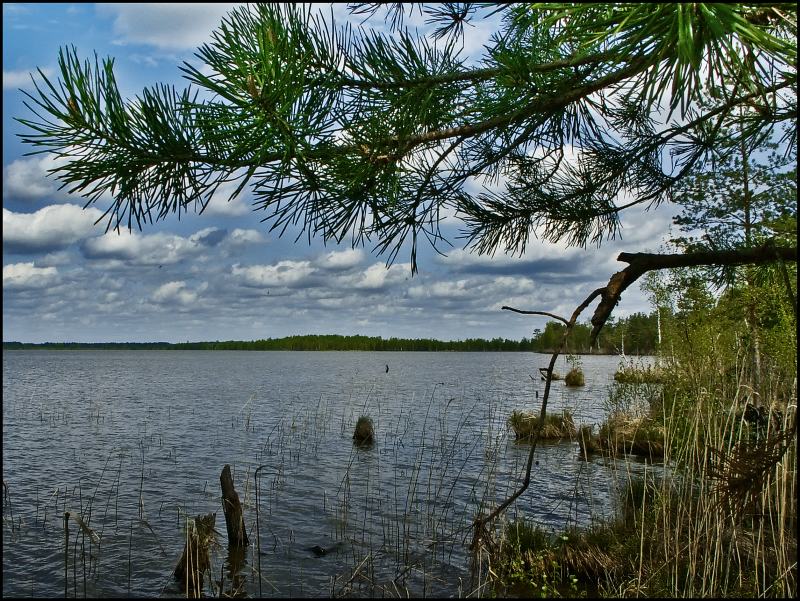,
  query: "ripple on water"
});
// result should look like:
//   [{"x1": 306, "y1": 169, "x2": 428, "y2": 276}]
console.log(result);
[{"x1": 3, "y1": 350, "x2": 659, "y2": 597}]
